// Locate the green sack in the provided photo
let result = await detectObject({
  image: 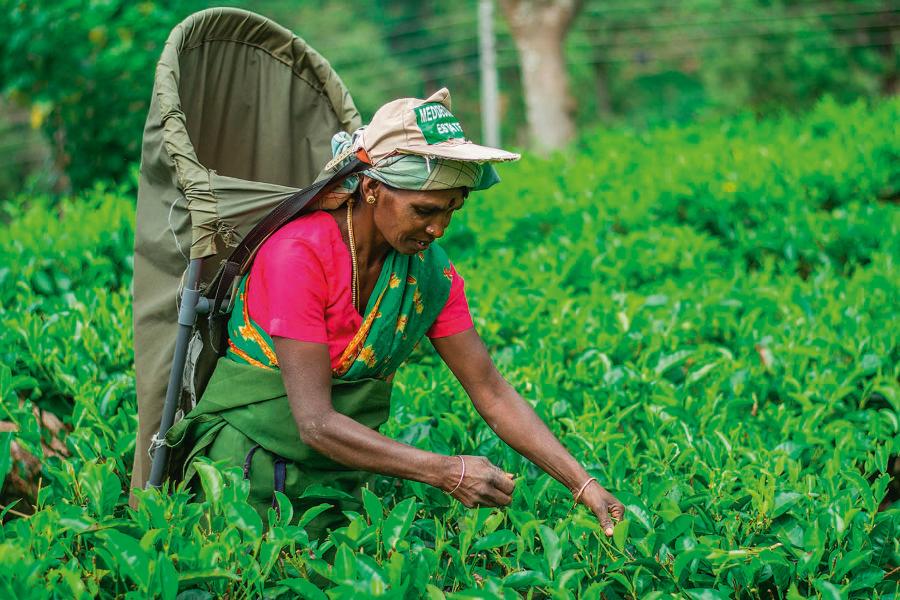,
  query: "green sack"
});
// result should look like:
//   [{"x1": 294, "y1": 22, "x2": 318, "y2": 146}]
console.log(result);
[{"x1": 166, "y1": 358, "x2": 392, "y2": 536}]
